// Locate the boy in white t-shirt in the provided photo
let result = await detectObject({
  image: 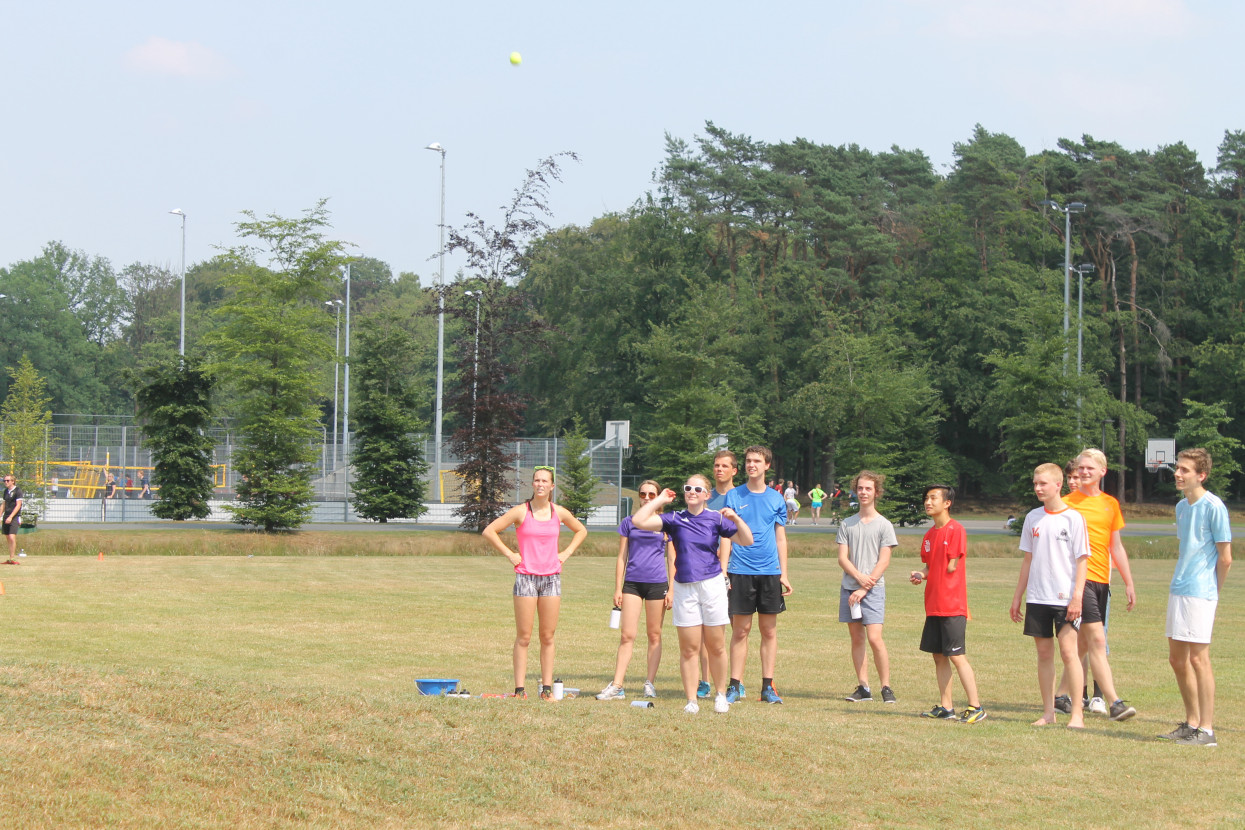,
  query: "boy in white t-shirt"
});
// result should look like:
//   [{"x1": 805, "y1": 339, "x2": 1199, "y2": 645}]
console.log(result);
[
  {"x1": 1009, "y1": 463, "x2": 1090, "y2": 728},
  {"x1": 1161, "y1": 448, "x2": 1233, "y2": 746}
]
